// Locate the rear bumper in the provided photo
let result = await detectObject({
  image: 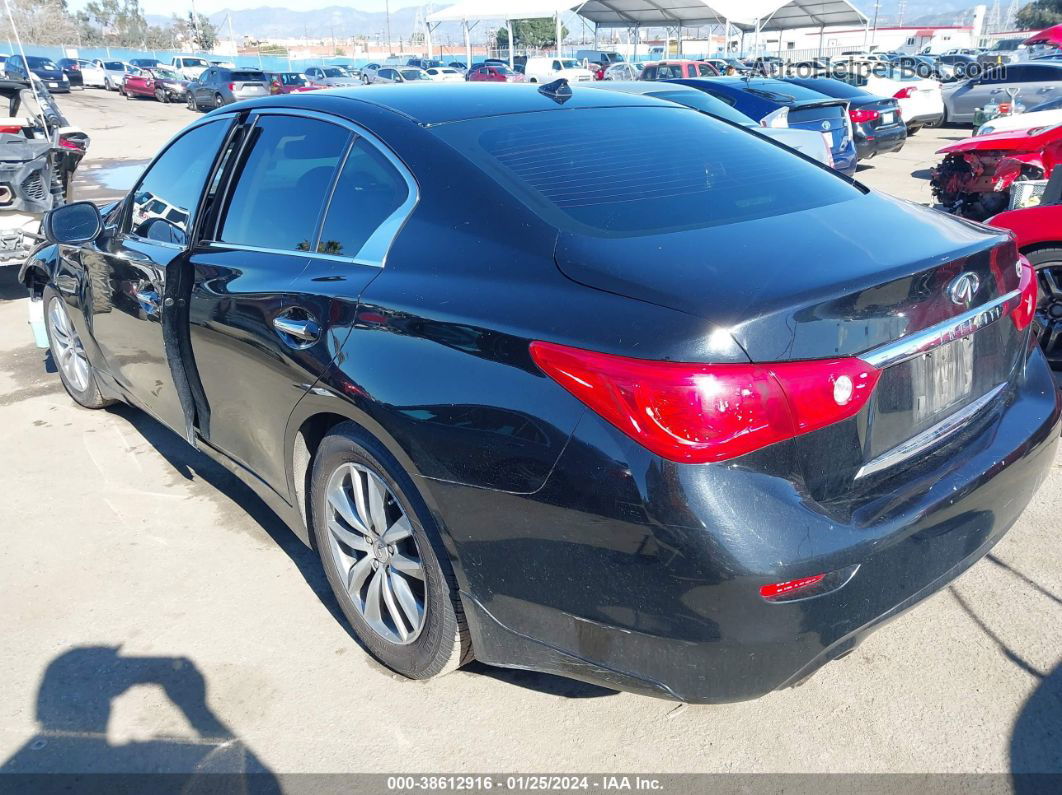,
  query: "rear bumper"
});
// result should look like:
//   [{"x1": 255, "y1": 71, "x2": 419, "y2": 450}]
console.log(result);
[
  {"x1": 856, "y1": 123, "x2": 907, "y2": 159},
  {"x1": 437, "y1": 345, "x2": 1061, "y2": 703}
]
